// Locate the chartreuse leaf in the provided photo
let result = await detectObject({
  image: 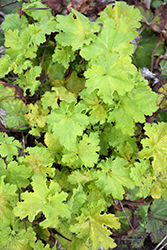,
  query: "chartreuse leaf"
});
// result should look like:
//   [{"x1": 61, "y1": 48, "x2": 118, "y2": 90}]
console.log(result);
[
  {"x1": 62, "y1": 133, "x2": 100, "y2": 169},
  {"x1": 0, "y1": 55, "x2": 16, "y2": 78},
  {"x1": 46, "y1": 101, "x2": 89, "y2": 149},
  {"x1": 67, "y1": 184, "x2": 87, "y2": 215},
  {"x1": 56, "y1": 8, "x2": 100, "y2": 50},
  {"x1": 98, "y1": 1, "x2": 141, "y2": 34},
  {"x1": 0, "y1": 226, "x2": 36, "y2": 250},
  {"x1": 1, "y1": 14, "x2": 28, "y2": 34},
  {"x1": 80, "y1": 89, "x2": 107, "y2": 124},
  {"x1": 0, "y1": 161, "x2": 31, "y2": 188},
  {"x1": 18, "y1": 146, "x2": 55, "y2": 177},
  {"x1": 13, "y1": 175, "x2": 71, "y2": 228},
  {"x1": 44, "y1": 132, "x2": 63, "y2": 161},
  {"x1": 84, "y1": 54, "x2": 136, "y2": 104},
  {"x1": 70, "y1": 199, "x2": 120, "y2": 249},
  {"x1": 22, "y1": 1, "x2": 53, "y2": 22},
  {"x1": 130, "y1": 159, "x2": 154, "y2": 198},
  {"x1": 92, "y1": 157, "x2": 134, "y2": 200},
  {"x1": 102, "y1": 124, "x2": 138, "y2": 160},
  {"x1": 25, "y1": 100, "x2": 49, "y2": 136},
  {"x1": 0, "y1": 133, "x2": 22, "y2": 162},
  {"x1": 41, "y1": 86, "x2": 76, "y2": 110},
  {"x1": 27, "y1": 15, "x2": 57, "y2": 46},
  {"x1": 0, "y1": 176, "x2": 18, "y2": 229},
  {"x1": 52, "y1": 44, "x2": 76, "y2": 69},
  {"x1": 68, "y1": 169, "x2": 92, "y2": 185},
  {"x1": 80, "y1": 18, "x2": 135, "y2": 61},
  {"x1": 0, "y1": 98, "x2": 28, "y2": 130},
  {"x1": 15, "y1": 66, "x2": 42, "y2": 96},
  {"x1": 140, "y1": 122, "x2": 167, "y2": 174},
  {"x1": 30, "y1": 240, "x2": 51, "y2": 250},
  {"x1": 108, "y1": 80, "x2": 159, "y2": 135},
  {"x1": 5, "y1": 29, "x2": 37, "y2": 60}
]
